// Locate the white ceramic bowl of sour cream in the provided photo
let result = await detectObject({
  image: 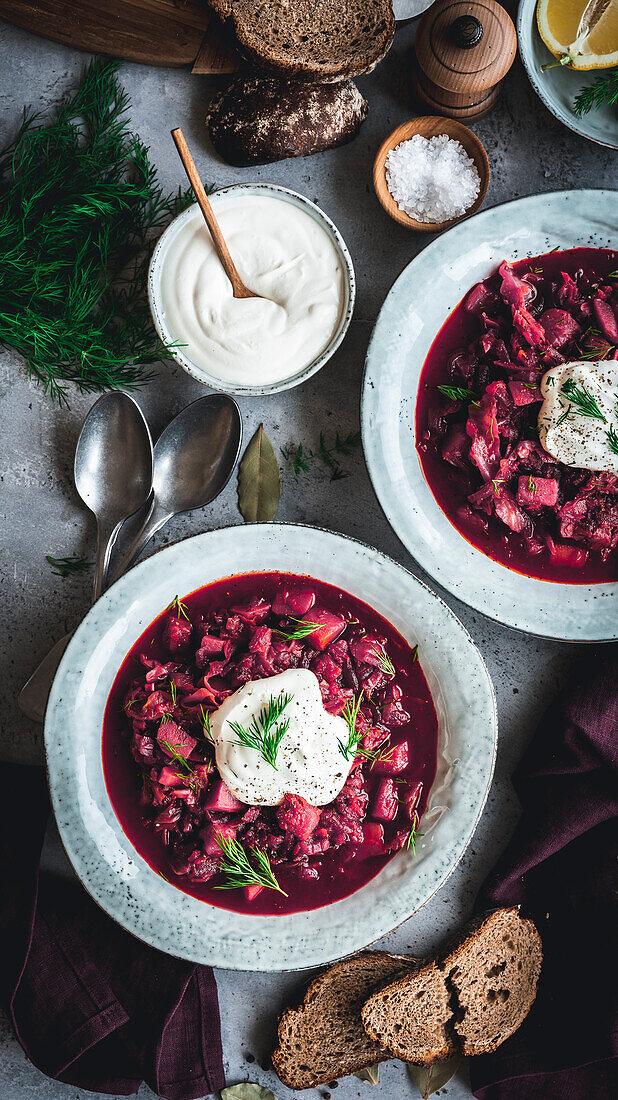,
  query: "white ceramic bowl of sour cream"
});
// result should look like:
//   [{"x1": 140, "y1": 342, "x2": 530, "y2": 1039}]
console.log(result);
[{"x1": 148, "y1": 183, "x2": 356, "y2": 396}]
